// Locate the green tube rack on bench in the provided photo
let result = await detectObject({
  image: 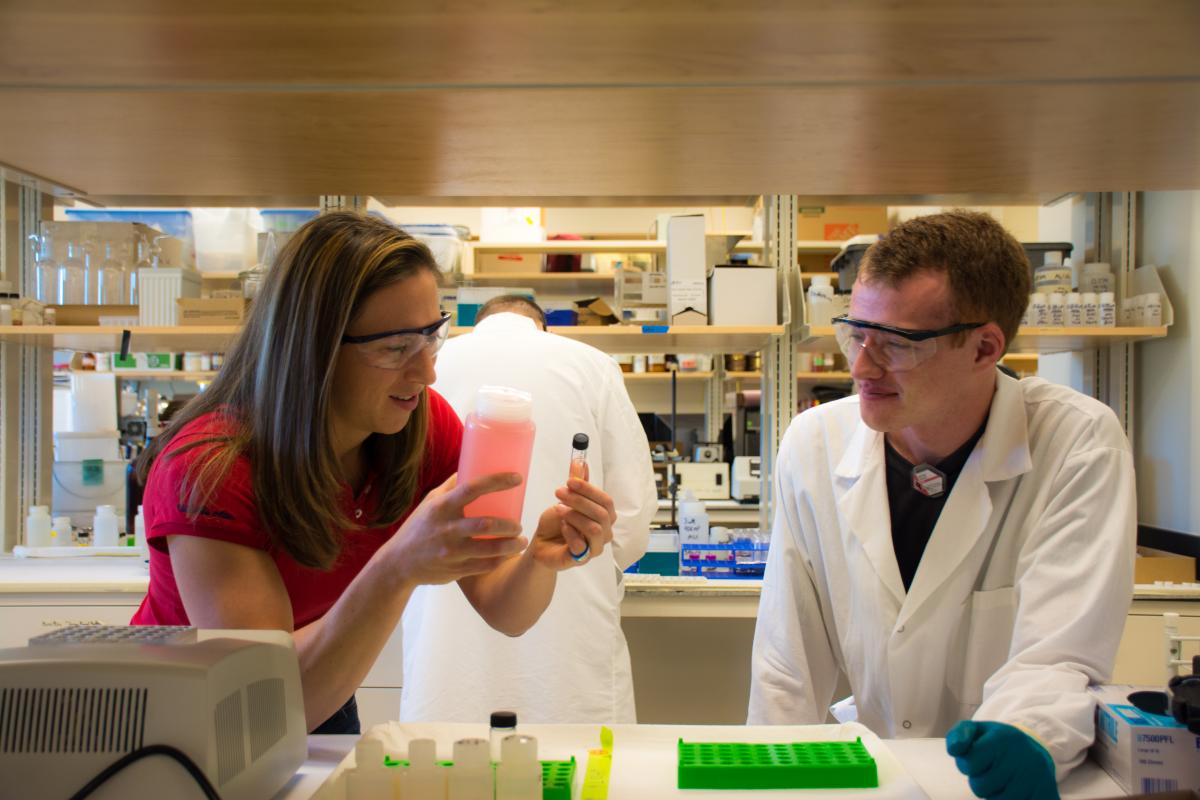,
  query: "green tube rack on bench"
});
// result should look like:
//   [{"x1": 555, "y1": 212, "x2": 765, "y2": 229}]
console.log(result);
[
  {"x1": 380, "y1": 754, "x2": 576, "y2": 799},
  {"x1": 677, "y1": 738, "x2": 878, "y2": 790}
]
